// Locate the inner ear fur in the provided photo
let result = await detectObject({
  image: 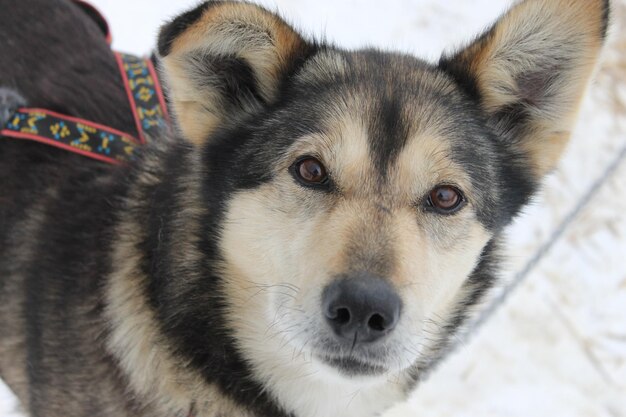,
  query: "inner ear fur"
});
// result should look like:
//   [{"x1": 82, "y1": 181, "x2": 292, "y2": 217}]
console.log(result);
[
  {"x1": 157, "y1": 1, "x2": 314, "y2": 145},
  {"x1": 440, "y1": 0, "x2": 610, "y2": 178}
]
